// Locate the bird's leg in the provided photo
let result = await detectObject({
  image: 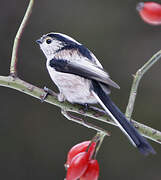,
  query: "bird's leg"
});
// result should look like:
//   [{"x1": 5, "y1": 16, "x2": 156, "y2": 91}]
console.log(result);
[
  {"x1": 84, "y1": 103, "x2": 89, "y2": 111},
  {"x1": 40, "y1": 86, "x2": 58, "y2": 102},
  {"x1": 61, "y1": 109, "x2": 110, "y2": 136},
  {"x1": 58, "y1": 92, "x2": 66, "y2": 102}
]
